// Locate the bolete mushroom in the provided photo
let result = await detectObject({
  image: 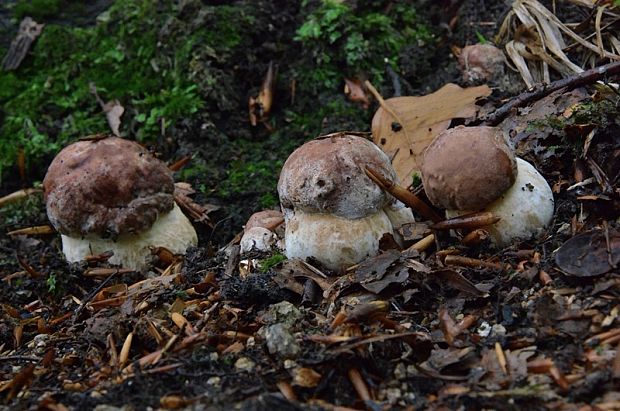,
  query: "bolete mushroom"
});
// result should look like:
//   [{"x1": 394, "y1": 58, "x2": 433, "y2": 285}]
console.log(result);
[
  {"x1": 43, "y1": 136, "x2": 197, "y2": 270},
  {"x1": 420, "y1": 126, "x2": 554, "y2": 246},
  {"x1": 458, "y1": 43, "x2": 506, "y2": 84},
  {"x1": 240, "y1": 209, "x2": 284, "y2": 254},
  {"x1": 277, "y1": 133, "x2": 414, "y2": 271}
]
